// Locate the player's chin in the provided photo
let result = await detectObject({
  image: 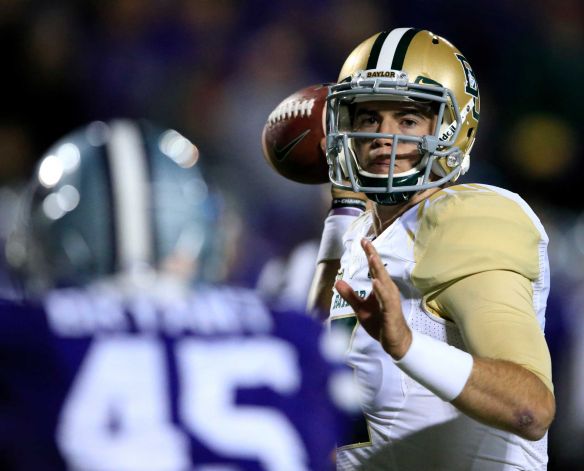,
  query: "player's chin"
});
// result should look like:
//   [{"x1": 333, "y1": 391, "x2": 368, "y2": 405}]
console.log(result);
[
  {"x1": 366, "y1": 163, "x2": 391, "y2": 174},
  {"x1": 365, "y1": 162, "x2": 415, "y2": 175}
]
